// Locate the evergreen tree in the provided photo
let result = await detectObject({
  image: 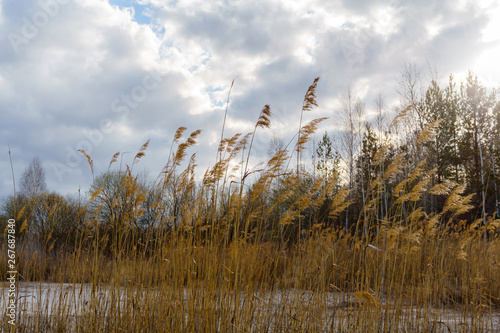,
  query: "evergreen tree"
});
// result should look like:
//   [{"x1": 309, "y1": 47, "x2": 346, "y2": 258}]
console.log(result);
[
  {"x1": 458, "y1": 72, "x2": 495, "y2": 212},
  {"x1": 315, "y1": 131, "x2": 340, "y2": 183},
  {"x1": 355, "y1": 123, "x2": 378, "y2": 192}
]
